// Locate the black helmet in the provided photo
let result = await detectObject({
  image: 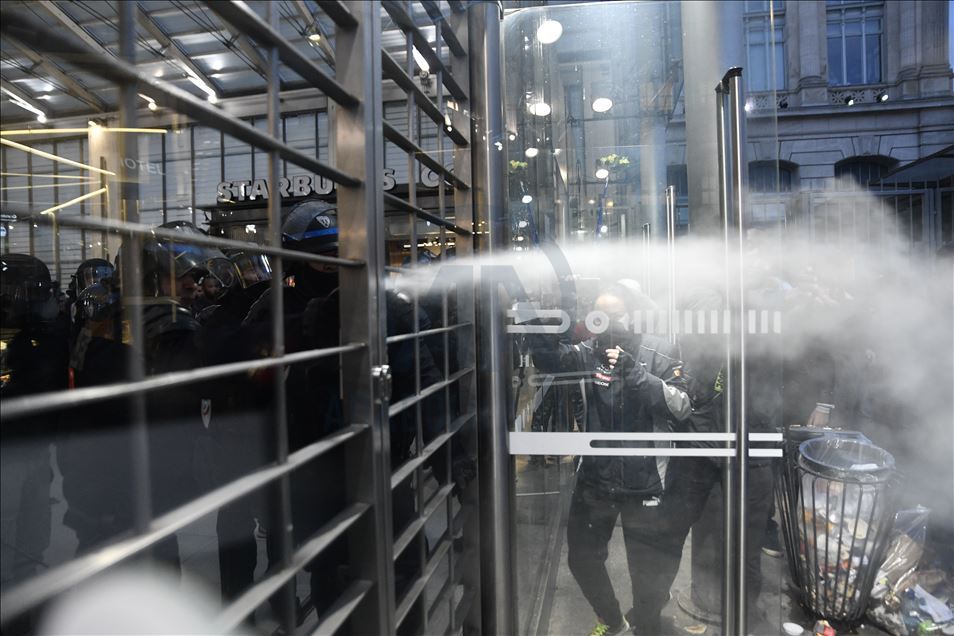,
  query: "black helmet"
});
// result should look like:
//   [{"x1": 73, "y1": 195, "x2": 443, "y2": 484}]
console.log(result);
[
  {"x1": 74, "y1": 281, "x2": 120, "y2": 324},
  {"x1": 281, "y1": 200, "x2": 338, "y2": 255},
  {"x1": 1, "y1": 254, "x2": 56, "y2": 327},
  {"x1": 68, "y1": 258, "x2": 114, "y2": 301},
  {"x1": 122, "y1": 221, "x2": 238, "y2": 299},
  {"x1": 227, "y1": 250, "x2": 272, "y2": 286}
]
